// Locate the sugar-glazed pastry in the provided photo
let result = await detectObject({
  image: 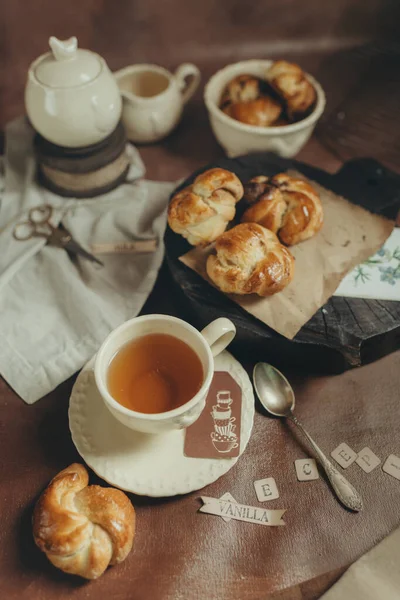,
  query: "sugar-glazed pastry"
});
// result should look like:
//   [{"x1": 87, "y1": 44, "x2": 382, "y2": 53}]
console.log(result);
[
  {"x1": 206, "y1": 222, "x2": 294, "y2": 296},
  {"x1": 168, "y1": 168, "x2": 244, "y2": 246},
  {"x1": 266, "y1": 61, "x2": 316, "y2": 120},
  {"x1": 32, "y1": 463, "x2": 135, "y2": 579},
  {"x1": 242, "y1": 173, "x2": 323, "y2": 245},
  {"x1": 220, "y1": 74, "x2": 262, "y2": 107},
  {"x1": 224, "y1": 96, "x2": 282, "y2": 127}
]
